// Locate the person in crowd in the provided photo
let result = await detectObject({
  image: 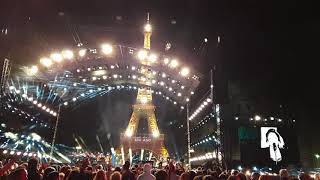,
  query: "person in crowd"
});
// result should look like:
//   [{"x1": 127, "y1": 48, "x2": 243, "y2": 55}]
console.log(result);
[
  {"x1": 179, "y1": 172, "x2": 189, "y2": 180},
  {"x1": 279, "y1": 169, "x2": 289, "y2": 180},
  {"x1": 168, "y1": 162, "x2": 179, "y2": 180},
  {"x1": 137, "y1": 163, "x2": 156, "y2": 180},
  {"x1": 110, "y1": 171, "x2": 122, "y2": 180},
  {"x1": 106, "y1": 164, "x2": 113, "y2": 180},
  {"x1": 43, "y1": 167, "x2": 56, "y2": 180},
  {"x1": 314, "y1": 173, "x2": 320, "y2": 180},
  {"x1": 155, "y1": 169, "x2": 168, "y2": 180},
  {"x1": 298, "y1": 173, "x2": 311, "y2": 180},
  {"x1": 8, "y1": 167, "x2": 27, "y2": 180},
  {"x1": 66, "y1": 168, "x2": 81, "y2": 180},
  {"x1": 189, "y1": 171, "x2": 196, "y2": 180},
  {"x1": 27, "y1": 158, "x2": 42, "y2": 180},
  {"x1": 122, "y1": 161, "x2": 136, "y2": 180},
  {"x1": 47, "y1": 171, "x2": 60, "y2": 180},
  {"x1": 251, "y1": 172, "x2": 260, "y2": 180},
  {"x1": 203, "y1": 175, "x2": 214, "y2": 180},
  {"x1": 59, "y1": 172, "x2": 65, "y2": 180},
  {"x1": 93, "y1": 170, "x2": 107, "y2": 180}
]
